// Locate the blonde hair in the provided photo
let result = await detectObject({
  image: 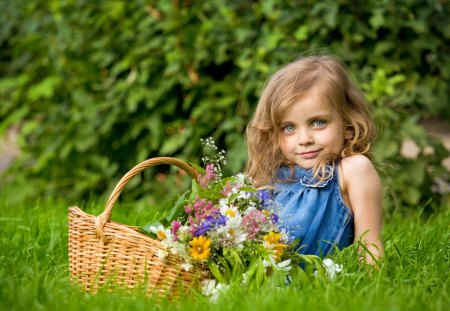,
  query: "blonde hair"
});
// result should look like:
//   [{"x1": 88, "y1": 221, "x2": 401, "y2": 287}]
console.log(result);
[{"x1": 245, "y1": 55, "x2": 375, "y2": 186}]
